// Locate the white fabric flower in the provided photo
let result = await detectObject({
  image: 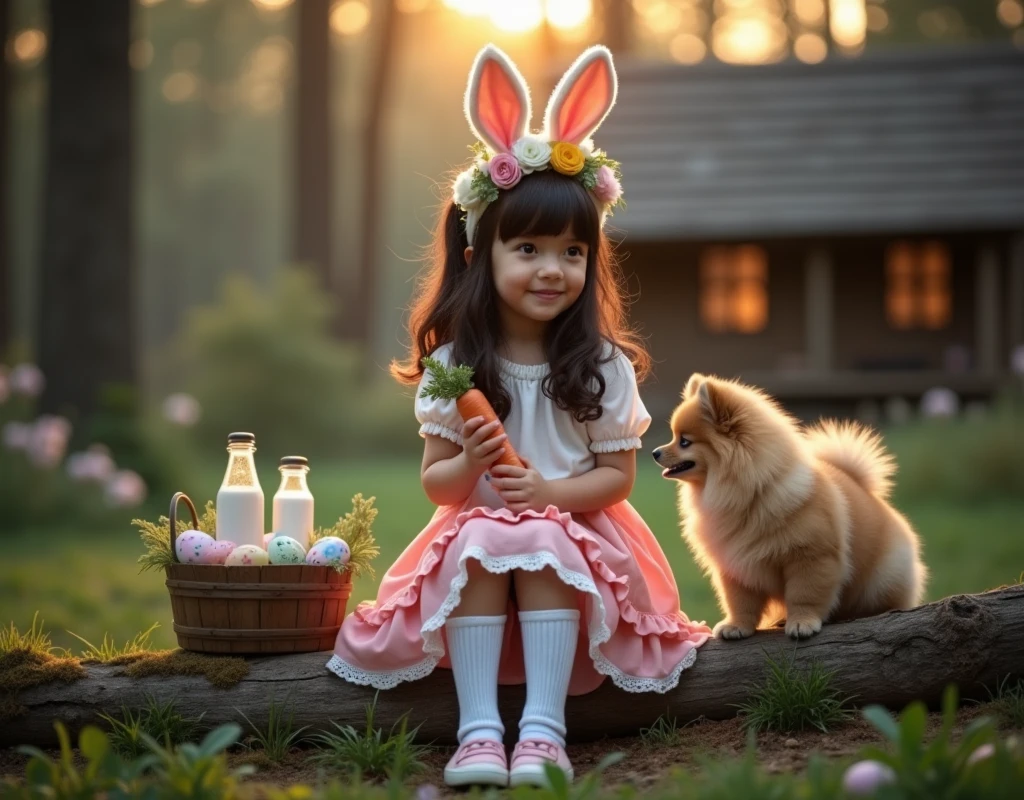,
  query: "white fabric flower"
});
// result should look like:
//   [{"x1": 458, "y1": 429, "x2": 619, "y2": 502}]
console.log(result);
[
  {"x1": 475, "y1": 157, "x2": 490, "y2": 176},
  {"x1": 511, "y1": 136, "x2": 551, "y2": 174},
  {"x1": 579, "y1": 138, "x2": 596, "y2": 157},
  {"x1": 452, "y1": 168, "x2": 484, "y2": 210}
]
